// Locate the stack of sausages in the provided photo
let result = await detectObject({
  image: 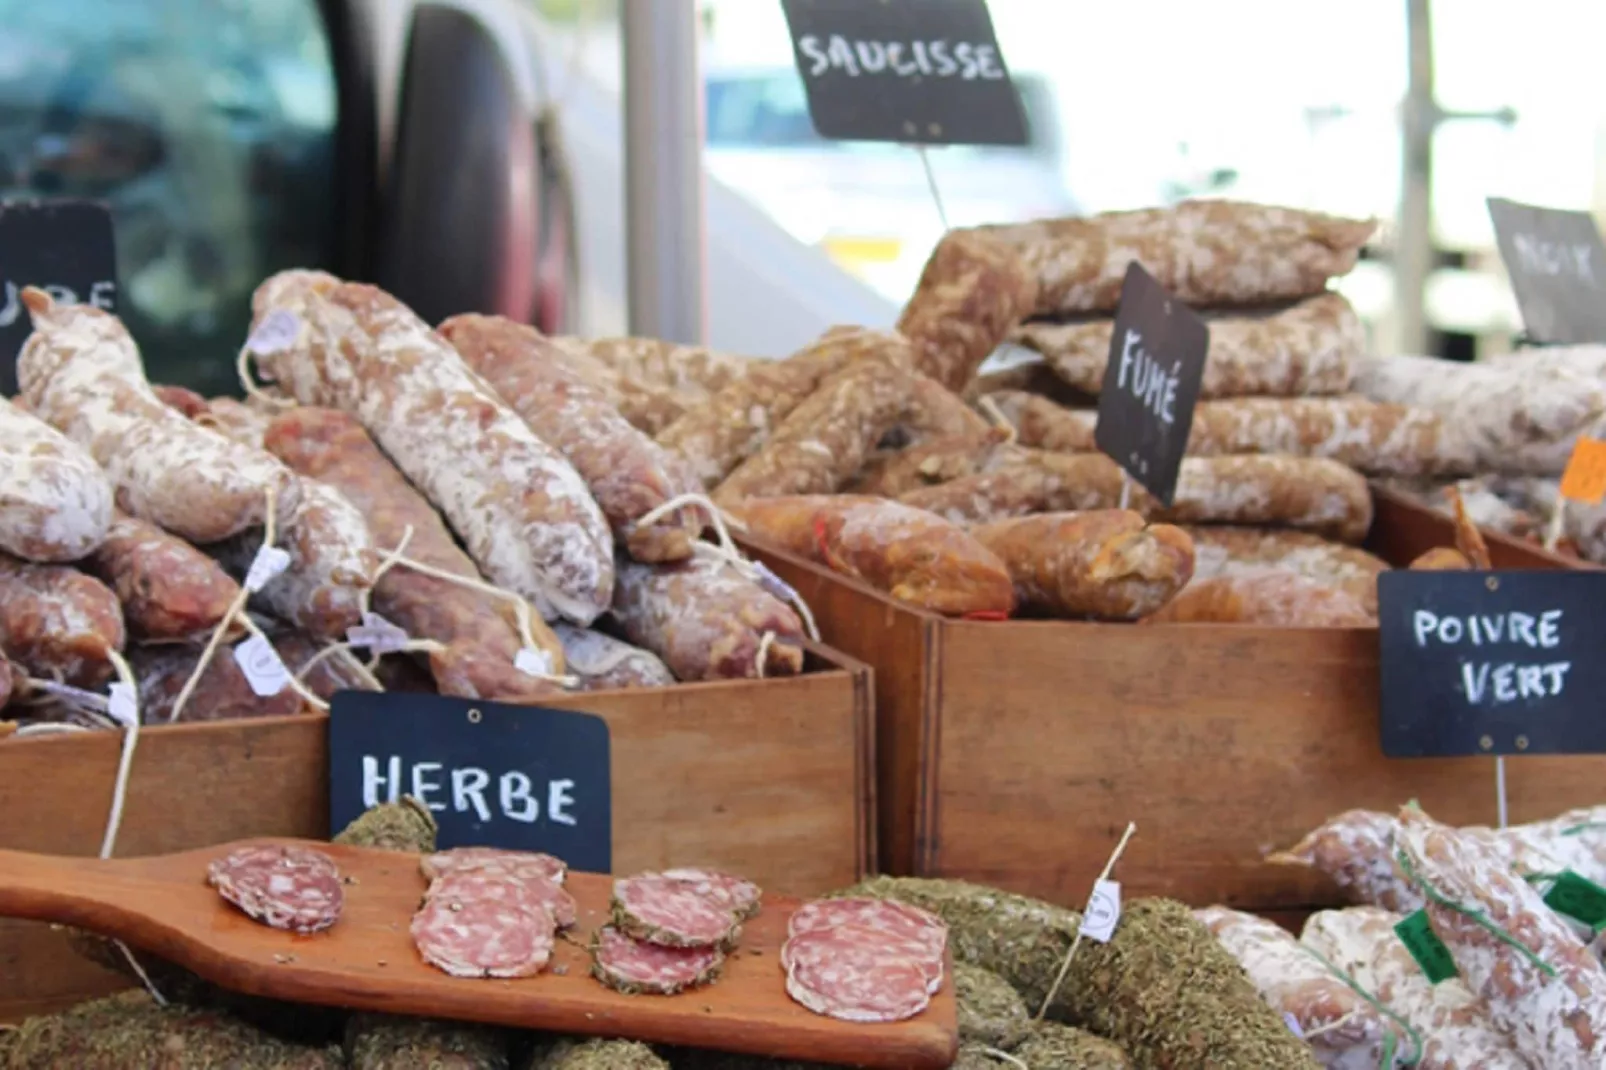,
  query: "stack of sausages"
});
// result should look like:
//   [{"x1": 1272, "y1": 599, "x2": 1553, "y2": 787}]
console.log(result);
[{"x1": 0, "y1": 280, "x2": 811, "y2": 733}]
